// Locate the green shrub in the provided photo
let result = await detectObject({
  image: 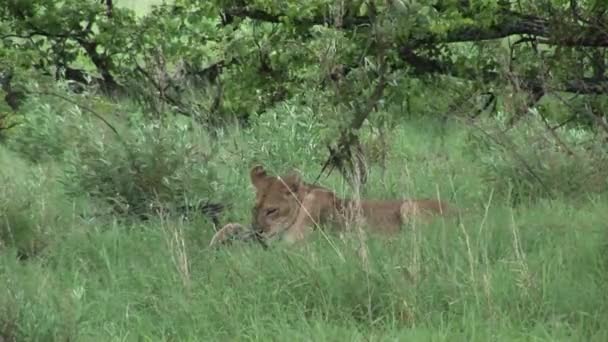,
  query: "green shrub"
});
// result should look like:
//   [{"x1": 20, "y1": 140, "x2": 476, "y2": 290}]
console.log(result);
[
  {"x1": 7, "y1": 98, "x2": 69, "y2": 163},
  {"x1": 63, "y1": 117, "x2": 223, "y2": 220}
]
